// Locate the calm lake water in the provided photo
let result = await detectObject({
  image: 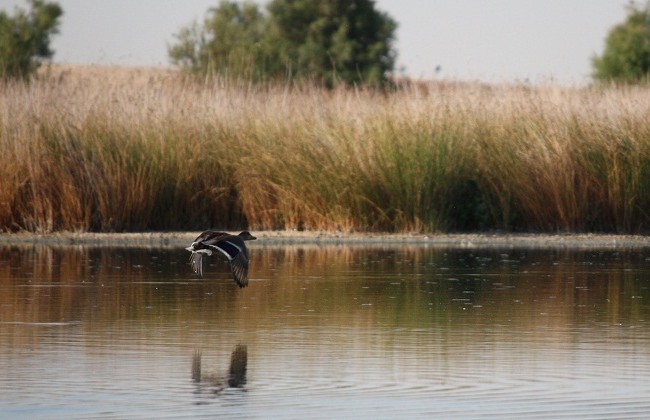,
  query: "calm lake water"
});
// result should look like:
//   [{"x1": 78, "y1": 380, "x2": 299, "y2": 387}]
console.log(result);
[{"x1": 1, "y1": 243, "x2": 650, "y2": 418}]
